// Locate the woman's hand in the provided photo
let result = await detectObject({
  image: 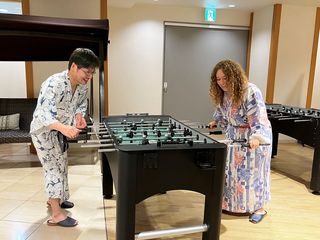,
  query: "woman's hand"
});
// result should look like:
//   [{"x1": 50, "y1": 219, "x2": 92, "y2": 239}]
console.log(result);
[
  {"x1": 249, "y1": 138, "x2": 260, "y2": 149},
  {"x1": 207, "y1": 121, "x2": 217, "y2": 129}
]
